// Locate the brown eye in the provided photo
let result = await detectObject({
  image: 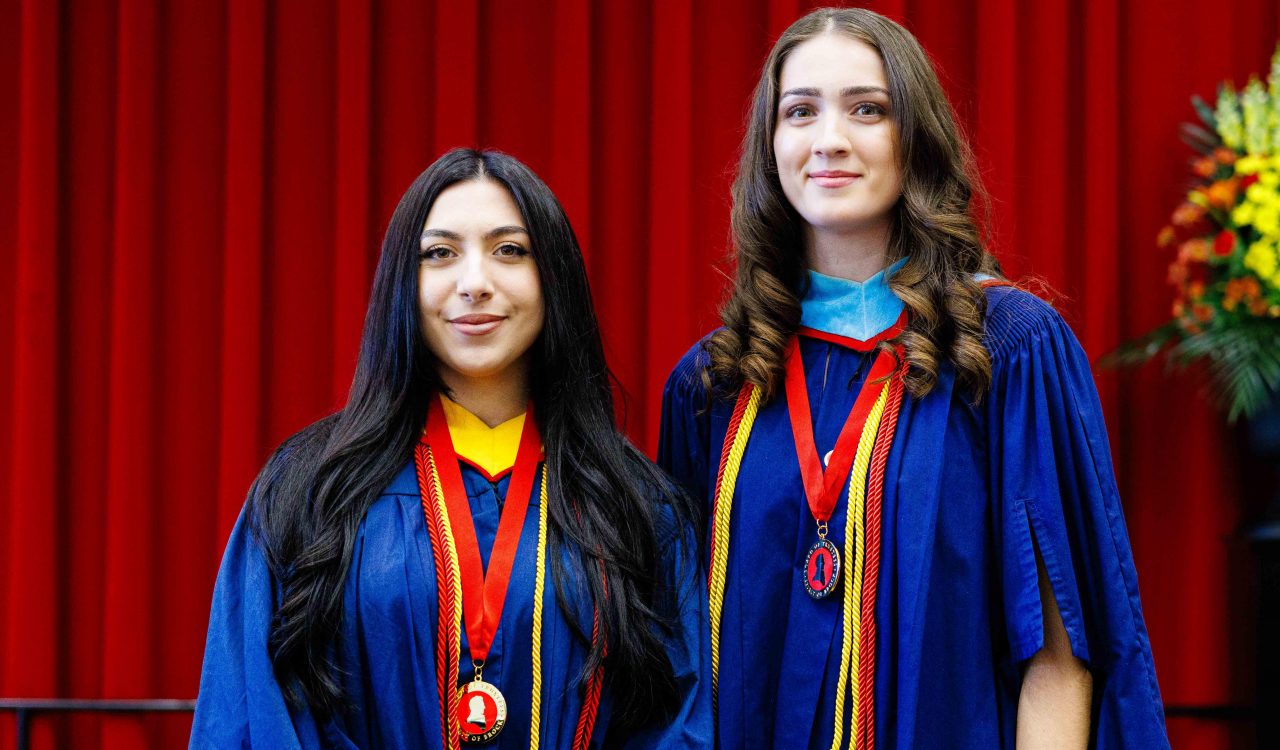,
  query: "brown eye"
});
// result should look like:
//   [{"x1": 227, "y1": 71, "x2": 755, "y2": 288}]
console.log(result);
[
  {"x1": 786, "y1": 104, "x2": 816, "y2": 120},
  {"x1": 419, "y1": 245, "x2": 455, "y2": 261},
  {"x1": 495, "y1": 243, "x2": 530, "y2": 258}
]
